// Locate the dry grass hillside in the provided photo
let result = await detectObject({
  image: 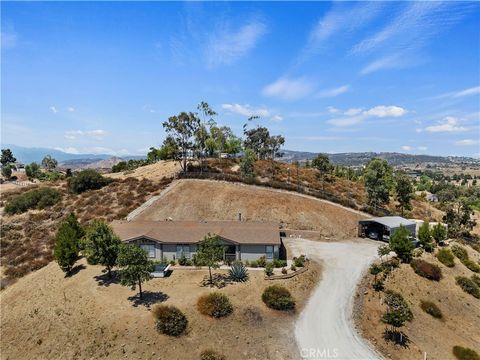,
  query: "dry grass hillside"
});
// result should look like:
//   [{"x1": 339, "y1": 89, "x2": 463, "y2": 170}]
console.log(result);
[
  {"x1": 356, "y1": 243, "x2": 480, "y2": 359},
  {"x1": 0, "y1": 258, "x2": 320, "y2": 360},
  {"x1": 0, "y1": 177, "x2": 172, "y2": 285},
  {"x1": 134, "y1": 179, "x2": 367, "y2": 239},
  {"x1": 105, "y1": 160, "x2": 182, "y2": 180}
]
